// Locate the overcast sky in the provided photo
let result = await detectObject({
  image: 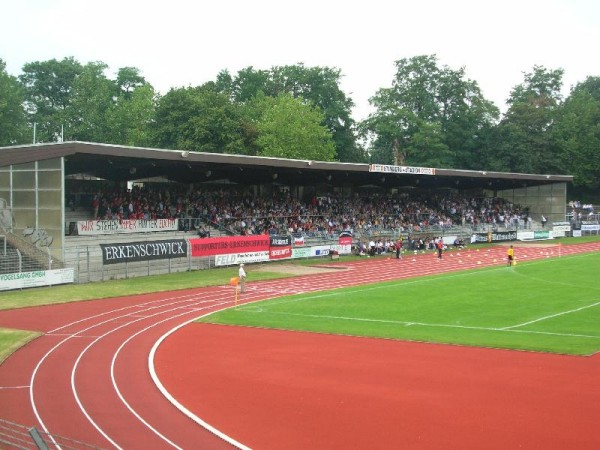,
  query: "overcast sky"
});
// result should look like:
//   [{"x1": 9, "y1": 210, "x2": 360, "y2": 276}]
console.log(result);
[{"x1": 2, "y1": 0, "x2": 599, "y2": 121}]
